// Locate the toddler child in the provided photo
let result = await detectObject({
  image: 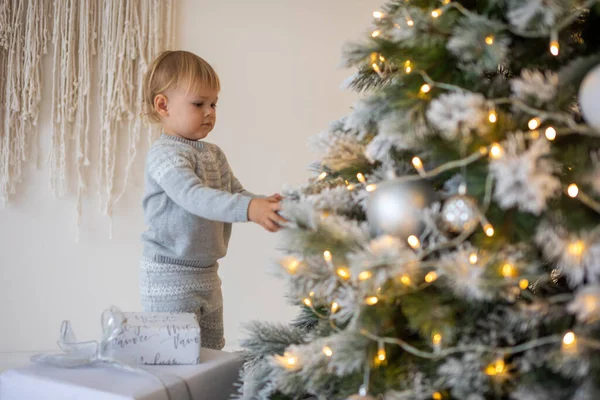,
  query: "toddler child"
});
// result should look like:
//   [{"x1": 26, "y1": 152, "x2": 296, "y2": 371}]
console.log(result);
[{"x1": 139, "y1": 50, "x2": 285, "y2": 349}]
